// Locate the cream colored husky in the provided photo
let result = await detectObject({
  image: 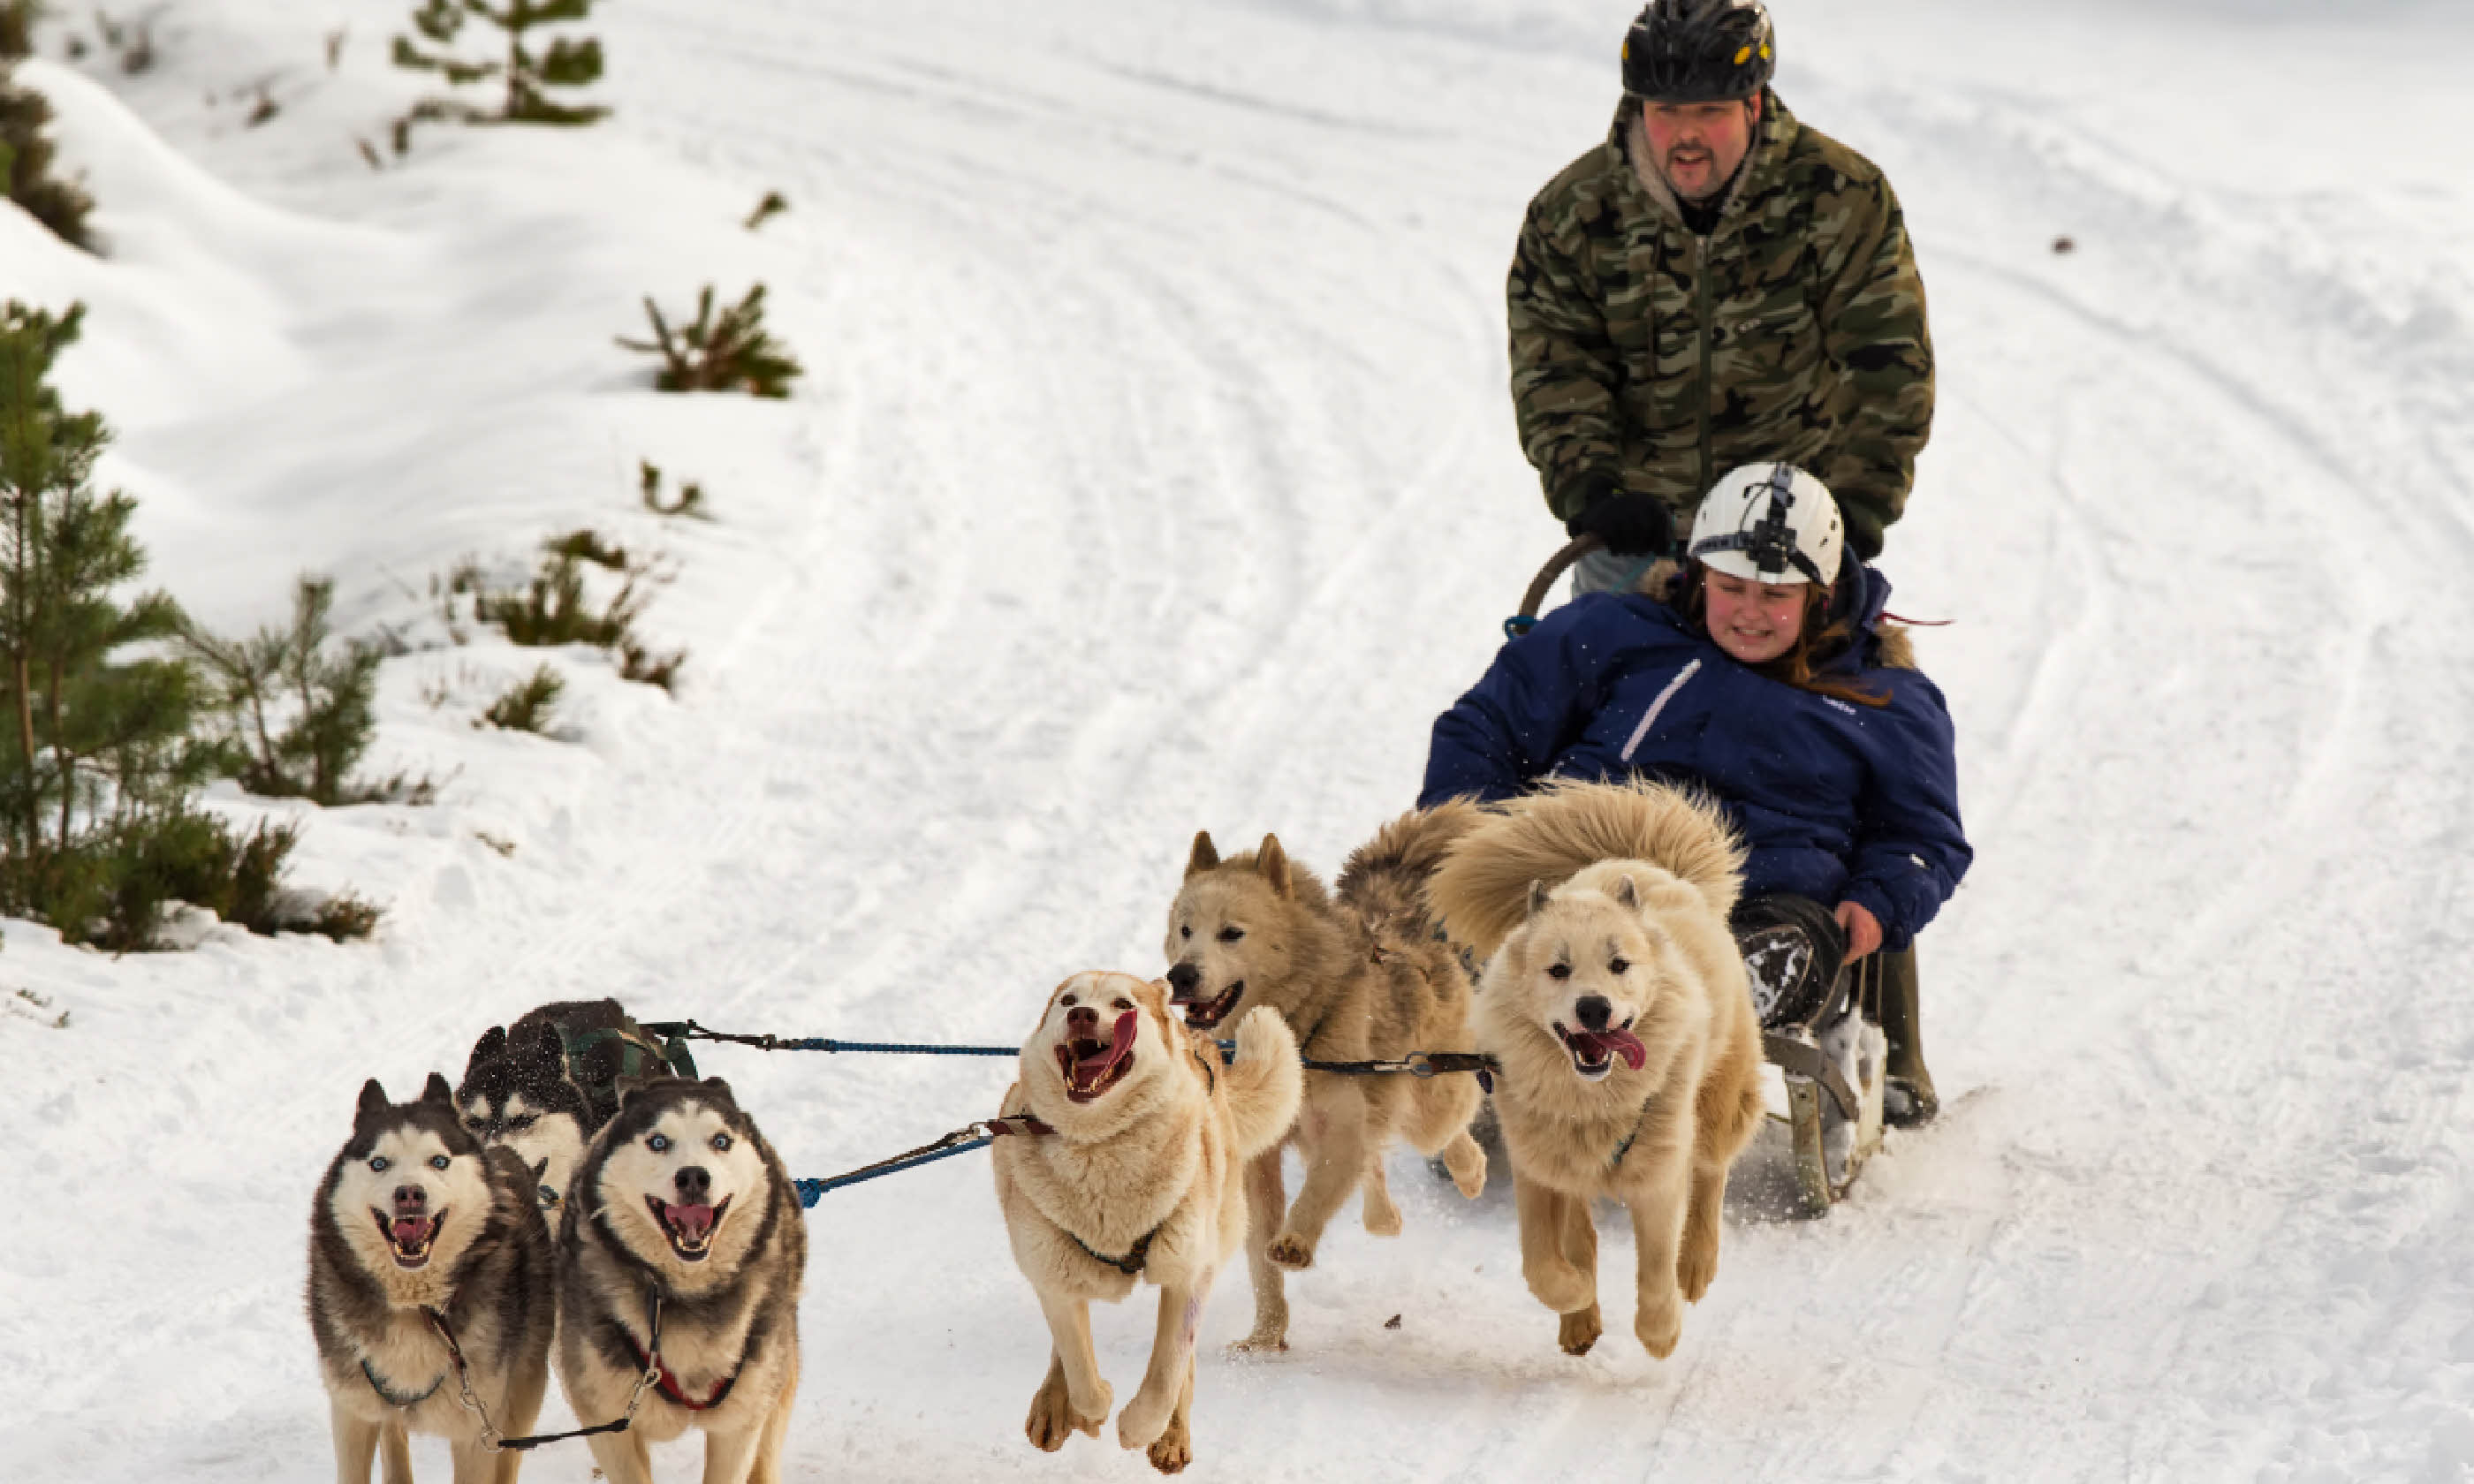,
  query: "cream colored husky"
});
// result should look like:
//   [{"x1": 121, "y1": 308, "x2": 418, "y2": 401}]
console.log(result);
[
  {"x1": 1429, "y1": 780, "x2": 1765, "y2": 1359},
  {"x1": 992, "y1": 972, "x2": 1301, "y2": 1474}
]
